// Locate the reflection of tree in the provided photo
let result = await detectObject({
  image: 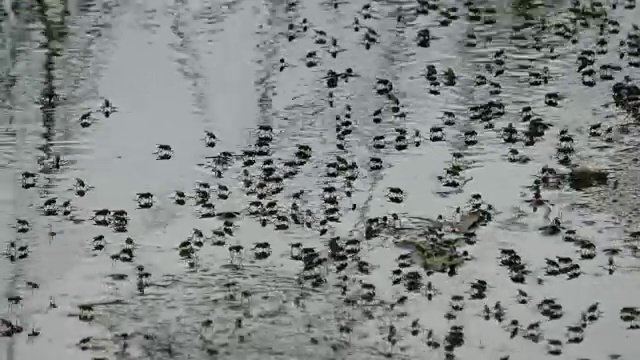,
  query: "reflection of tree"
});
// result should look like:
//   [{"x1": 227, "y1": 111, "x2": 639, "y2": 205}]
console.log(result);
[
  {"x1": 254, "y1": 5, "x2": 279, "y2": 127},
  {"x1": 40, "y1": 57, "x2": 55, "y2": 144},
  {"x1": 1, "y1": 2, "x2": 25, "y2": 119},
  {"x1": 35, "y1": 0, "x2": 68, "y2": 147}
]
